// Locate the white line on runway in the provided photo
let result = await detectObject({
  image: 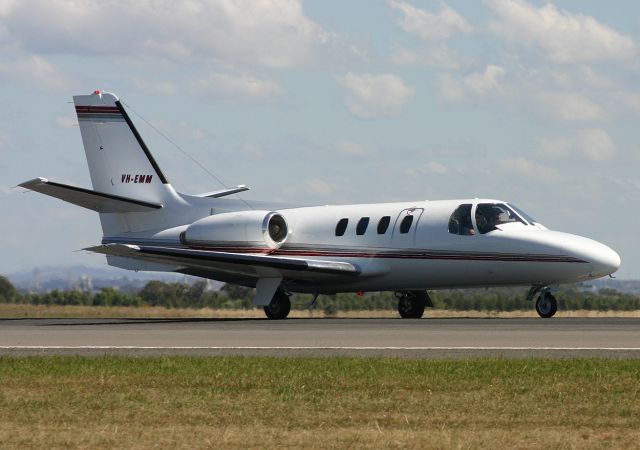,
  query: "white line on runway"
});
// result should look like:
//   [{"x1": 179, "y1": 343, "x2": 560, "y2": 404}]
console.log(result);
[{"x1": 2, "y1": 346, "x2": 640, "y2": 350}]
